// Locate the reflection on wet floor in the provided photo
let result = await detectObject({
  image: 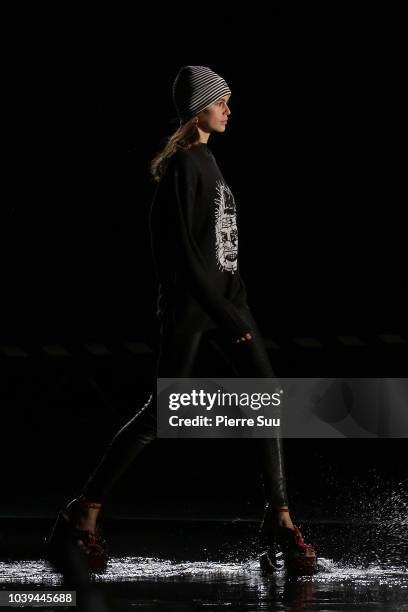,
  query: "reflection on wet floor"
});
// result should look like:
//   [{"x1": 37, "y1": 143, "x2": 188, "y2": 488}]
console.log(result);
[
  {"x1": 1, "y1": 554, "x2": 408, "y2": 610},
  {"x1": 1, "y1": 504, "x2": 408, "y2": 611}
]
